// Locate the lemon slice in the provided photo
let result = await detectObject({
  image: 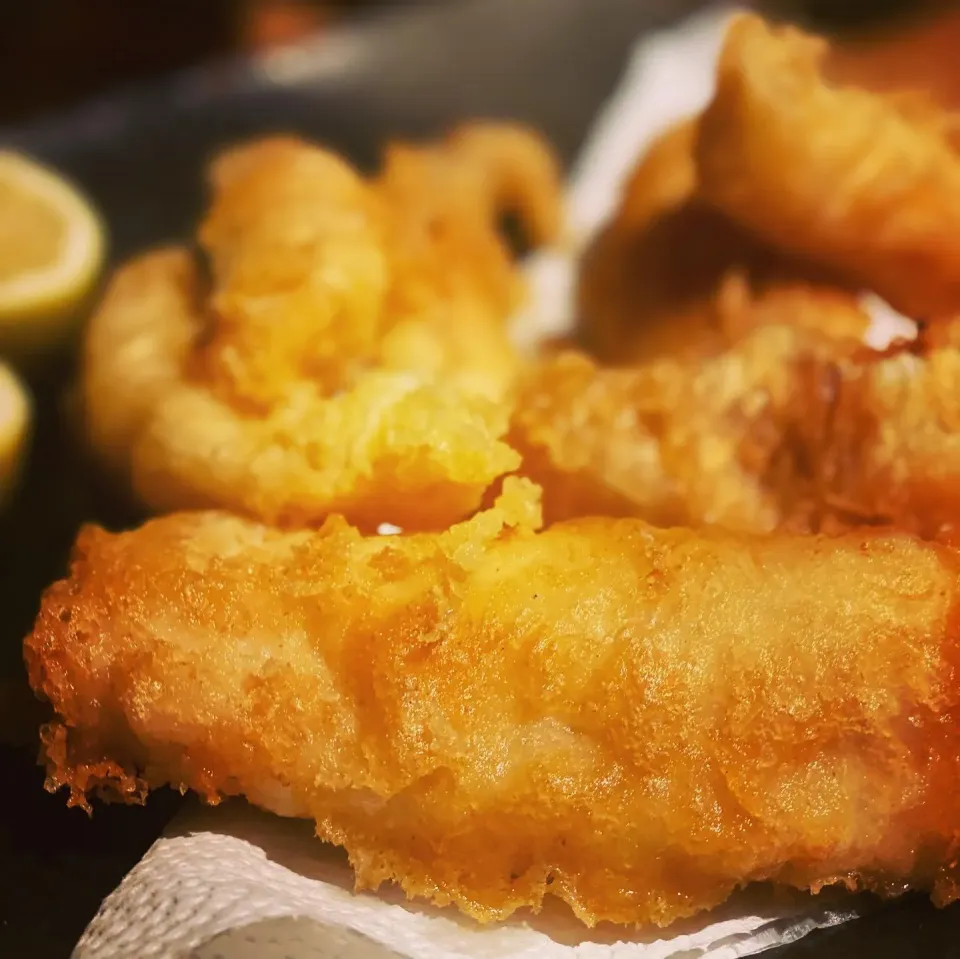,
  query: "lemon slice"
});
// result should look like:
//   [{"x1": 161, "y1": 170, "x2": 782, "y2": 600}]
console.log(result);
[
  {"x1": 0, "y1": 360, "x2": 30, "y2": 507},
  {"x1": 0, "y1": 151, "x2": 105, "y2": 357}
]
